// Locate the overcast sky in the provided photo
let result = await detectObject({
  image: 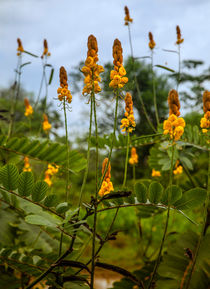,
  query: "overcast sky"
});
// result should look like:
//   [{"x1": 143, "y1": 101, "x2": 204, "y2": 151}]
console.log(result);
[{"x1": 1, "y1": 0, "x2": 210, "y2": 137}]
